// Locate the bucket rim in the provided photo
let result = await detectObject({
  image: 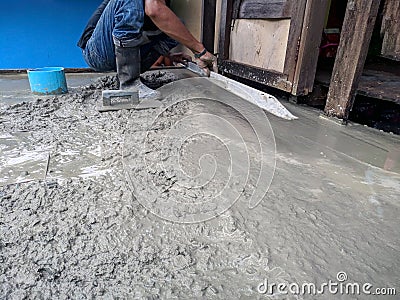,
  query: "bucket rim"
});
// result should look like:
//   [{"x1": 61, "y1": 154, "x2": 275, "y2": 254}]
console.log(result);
[{"x1": 27, "y1": 67, "x2": 65, "y2": 73}]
